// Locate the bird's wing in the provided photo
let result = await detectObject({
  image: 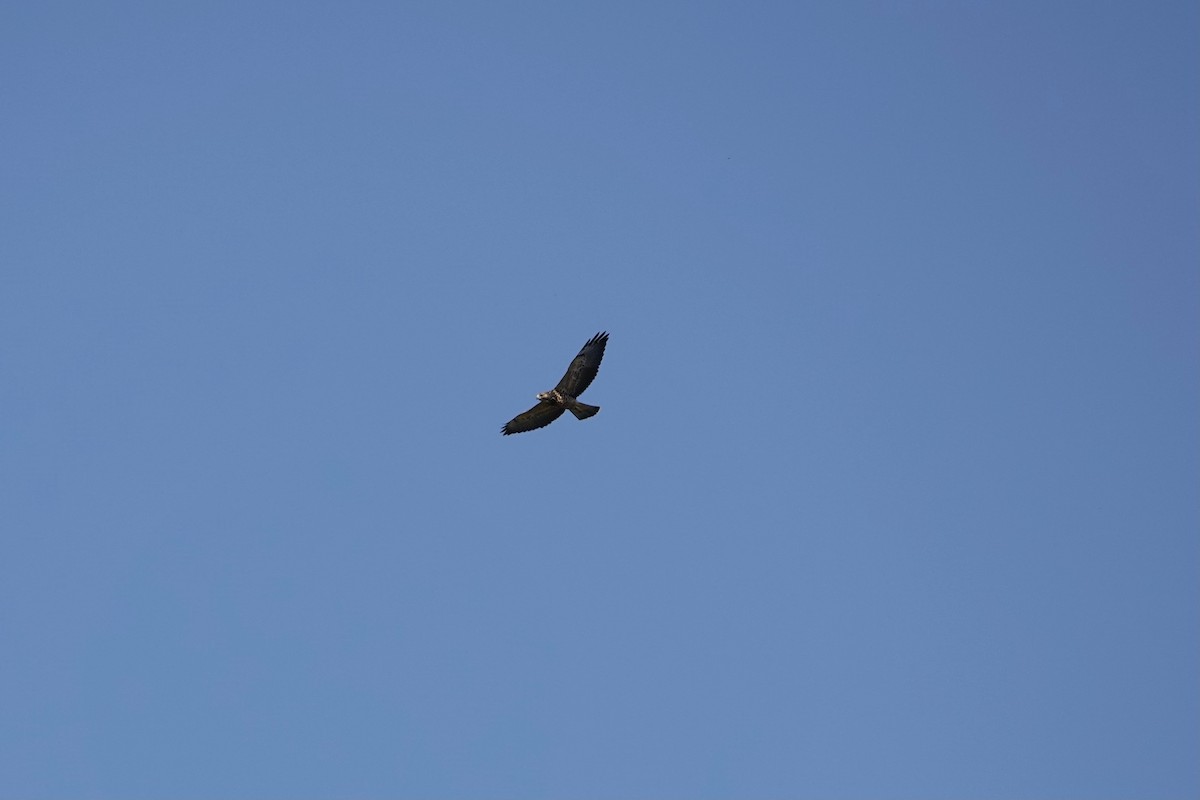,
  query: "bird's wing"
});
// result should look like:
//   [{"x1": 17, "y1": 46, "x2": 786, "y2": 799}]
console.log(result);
[
  {"x1": 554, "y1": 331, "x2": 608, "y2": 397},
  {"x1": 502, "y1": 401, "x2": 566, "y2": 435}
]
